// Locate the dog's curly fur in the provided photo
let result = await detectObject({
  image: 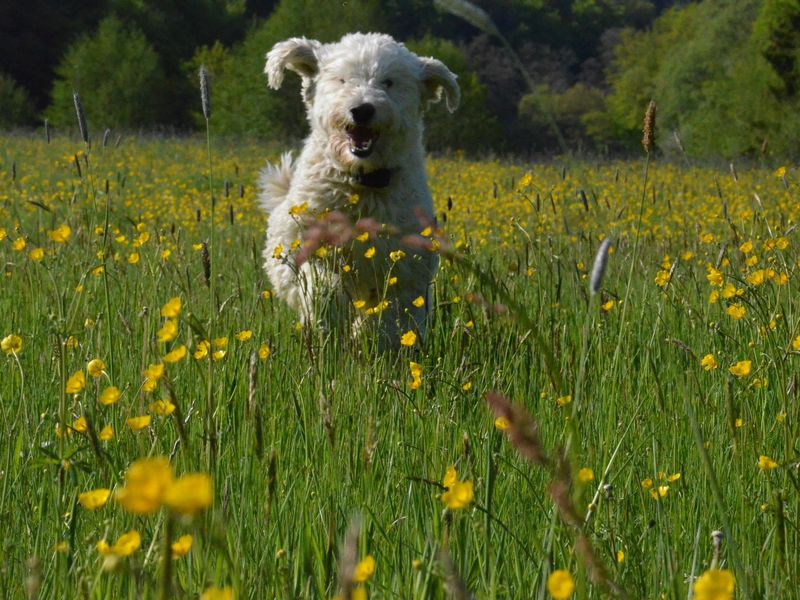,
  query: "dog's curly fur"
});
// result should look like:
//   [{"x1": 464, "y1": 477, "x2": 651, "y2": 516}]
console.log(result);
[{"x1": 259, "y1": 32, "x2": 459, "y2": 348}]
